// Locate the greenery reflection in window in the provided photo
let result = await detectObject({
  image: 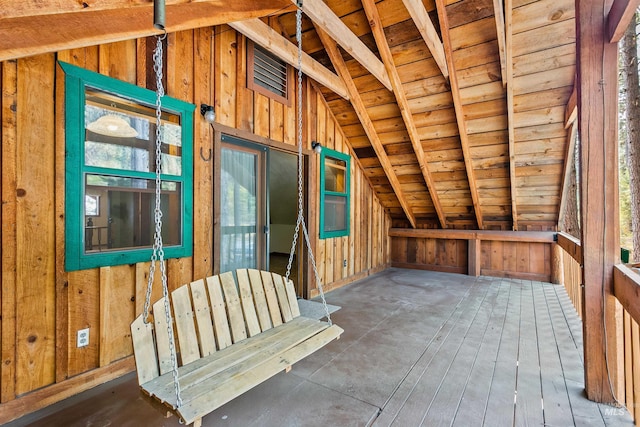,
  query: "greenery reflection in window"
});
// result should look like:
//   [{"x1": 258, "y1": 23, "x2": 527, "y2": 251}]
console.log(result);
[
  {"x1": 320, "y1": 148, "x2": 350, "y2": 239},
  {"x1": 61, "y1": 62, "x2": 194, "y2": 271}
]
